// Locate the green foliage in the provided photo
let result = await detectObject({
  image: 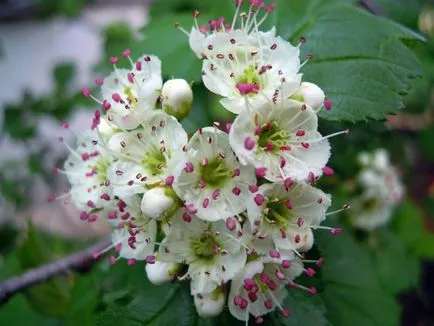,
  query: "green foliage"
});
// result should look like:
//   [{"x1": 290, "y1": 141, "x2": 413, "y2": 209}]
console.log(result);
[{"x1": 317, "y1": 229, "x2": 400, "y2": 326}]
